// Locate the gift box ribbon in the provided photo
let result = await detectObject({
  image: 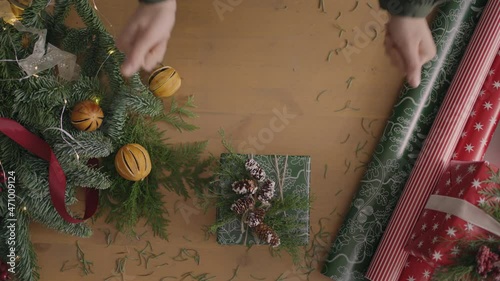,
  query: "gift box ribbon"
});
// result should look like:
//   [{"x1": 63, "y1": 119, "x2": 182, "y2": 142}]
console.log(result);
[
  {"x1": 0, "y1": 117, "x2": 98, "y2": 223},
  {"x1": 426, "y1": 194, "x2": 500, "y2": 237}
]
